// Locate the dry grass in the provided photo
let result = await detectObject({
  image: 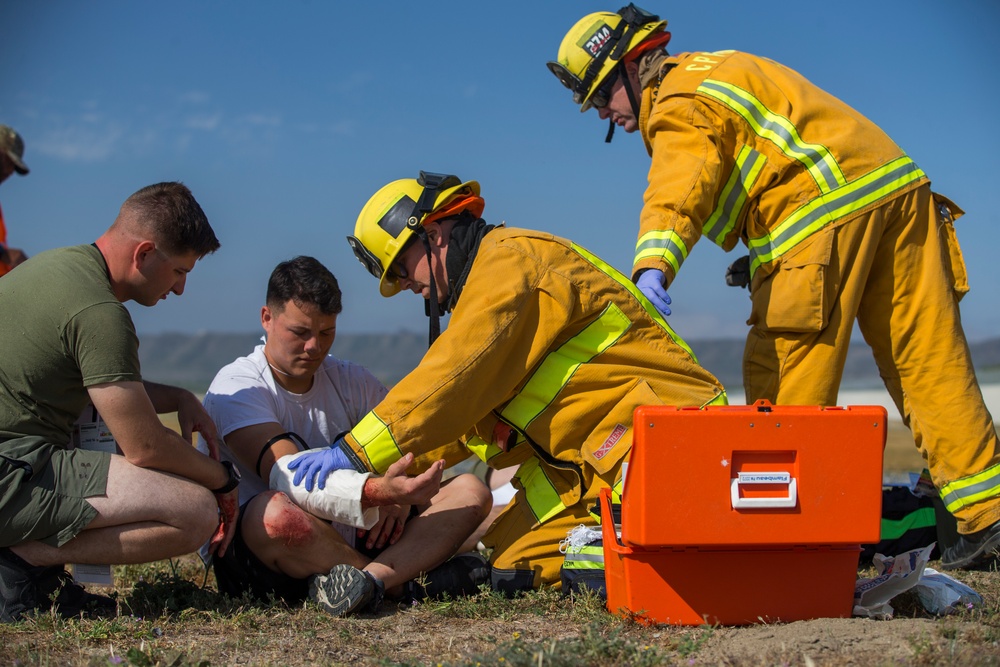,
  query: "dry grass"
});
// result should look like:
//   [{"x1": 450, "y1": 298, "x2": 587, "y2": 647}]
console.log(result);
[
  {"x1": 3, "y1": 556, "x2": 999, "y2": 667},
  {"x1": 3, "y1": 414, "x2": 998, "y2": 666}
]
